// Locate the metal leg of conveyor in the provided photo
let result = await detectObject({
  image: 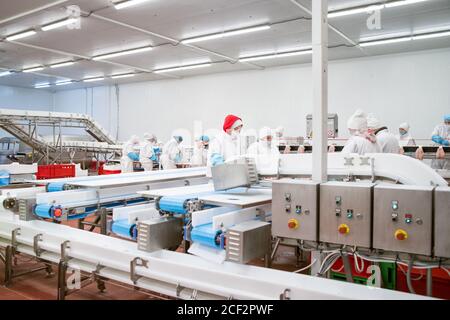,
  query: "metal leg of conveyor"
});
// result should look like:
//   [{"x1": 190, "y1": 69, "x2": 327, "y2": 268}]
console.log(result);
[
  {"x1": 270, "y1": 237, "x2": 281, "y2": 262},
  {"x1": 426, "y1": 268, "x2": 433, "y2": 297},
  {"x1": 341, "y1": 252, "x2": 354, "y2": 283},
  {"x1": 4, "y1": 246, "x2": 13, "y2": 286},
  {"x1": 57, "y1": 260, "x2": 68, "y2": 300}
]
